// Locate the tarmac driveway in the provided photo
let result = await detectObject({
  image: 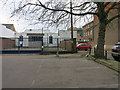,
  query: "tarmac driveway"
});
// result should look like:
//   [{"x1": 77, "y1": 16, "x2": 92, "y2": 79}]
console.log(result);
[{"x1": 2, "y1": 54, "x2": 119, "y2": 88}]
